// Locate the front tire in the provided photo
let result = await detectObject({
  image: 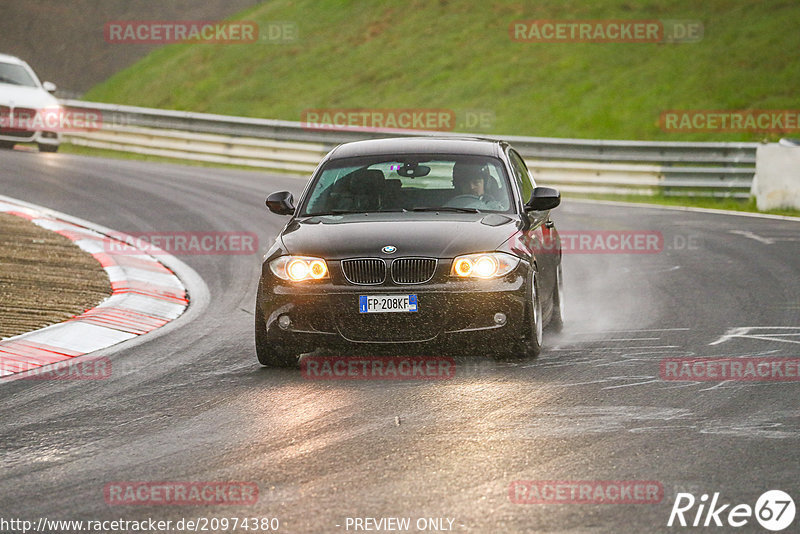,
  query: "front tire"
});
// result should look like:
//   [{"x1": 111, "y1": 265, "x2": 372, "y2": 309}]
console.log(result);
[
  {"x1": 525, "y1": 270, "x2": 543, "y2": 357},
  {"x1": 496, "y1": 269, "x2": 542, "y2": 360},
  {"x1": 548, "y1": 263, "x2": 564, "y2": 332}
]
